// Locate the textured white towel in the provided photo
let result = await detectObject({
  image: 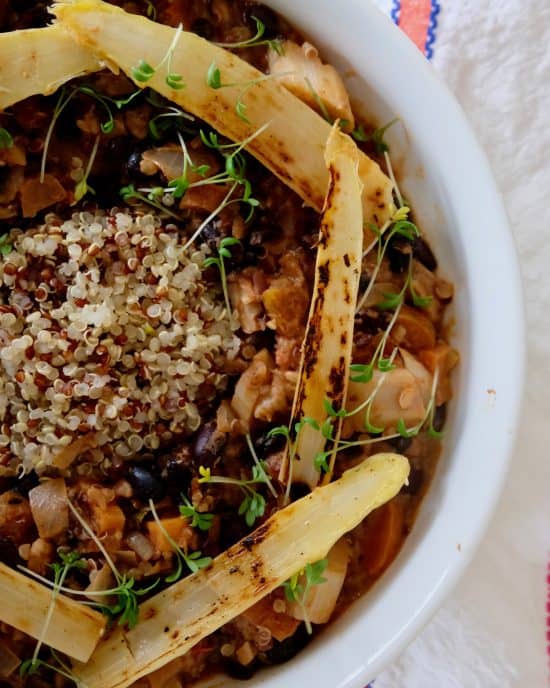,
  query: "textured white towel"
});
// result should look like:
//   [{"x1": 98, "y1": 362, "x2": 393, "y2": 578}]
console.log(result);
[{"x1": 367, "y1": 2, "x2": 550, "y2": 686}]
